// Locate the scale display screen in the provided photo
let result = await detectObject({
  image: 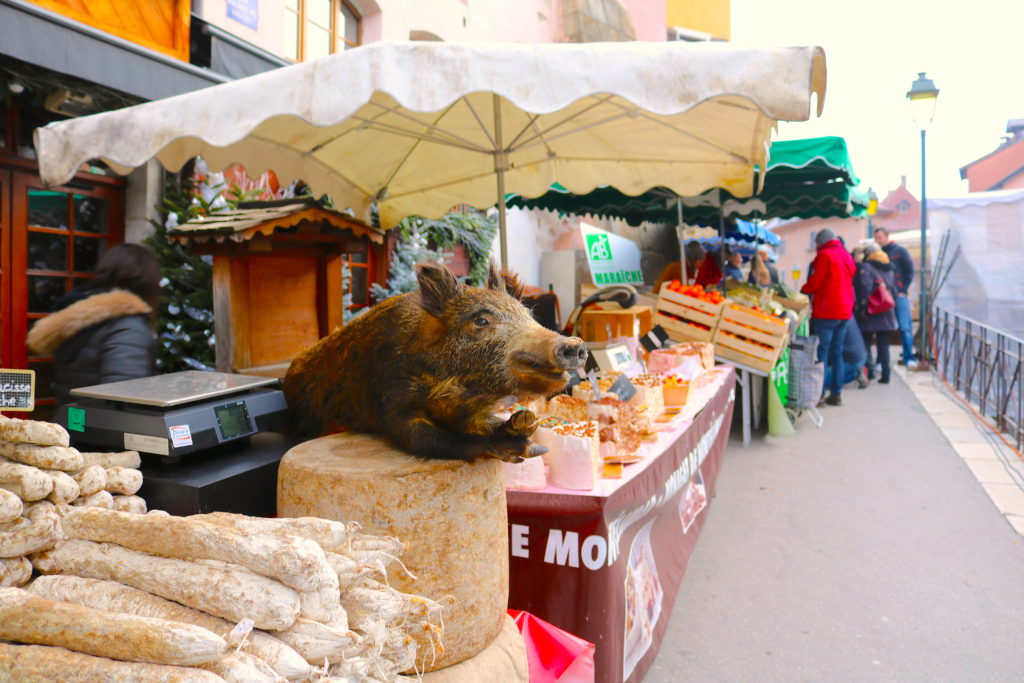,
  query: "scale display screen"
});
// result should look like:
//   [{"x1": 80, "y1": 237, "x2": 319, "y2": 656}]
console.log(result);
[{"x1": 214, "y1": 400, "x2": 253, "y2": 440}]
